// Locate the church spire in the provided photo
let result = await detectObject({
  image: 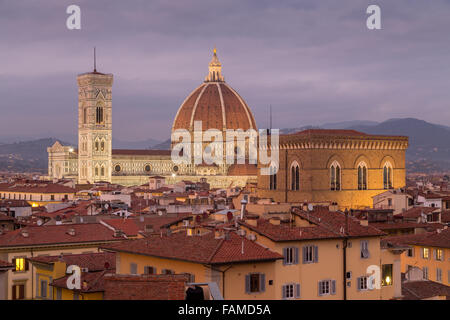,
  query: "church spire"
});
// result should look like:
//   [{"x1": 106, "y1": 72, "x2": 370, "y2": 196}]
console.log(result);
[{"x1": 205, "y1": 47, "x2": 225, "y2": 82}]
